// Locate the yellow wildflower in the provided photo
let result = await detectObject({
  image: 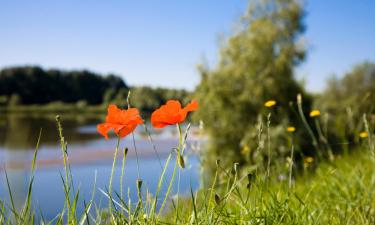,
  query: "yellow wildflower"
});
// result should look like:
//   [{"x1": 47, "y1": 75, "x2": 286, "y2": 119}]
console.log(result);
[
  {"x1": 264, "y1": 100, "x2": 276, "y2": 108},
  {"x1": 241, "y1": 145, "x2": 250, "y2": 155},
  {"x1": 286, "y1": 126, "x2": 296, "y2": 133},
  {"x1": 359, "y1": 131, "x2": 369, "y2": 138},
  {"x1": 309, "y1": 110, "x2": 321, "y2": 118},
  {"x1": 304, "y1": 157, "x2": 314, "y2": 164}
]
